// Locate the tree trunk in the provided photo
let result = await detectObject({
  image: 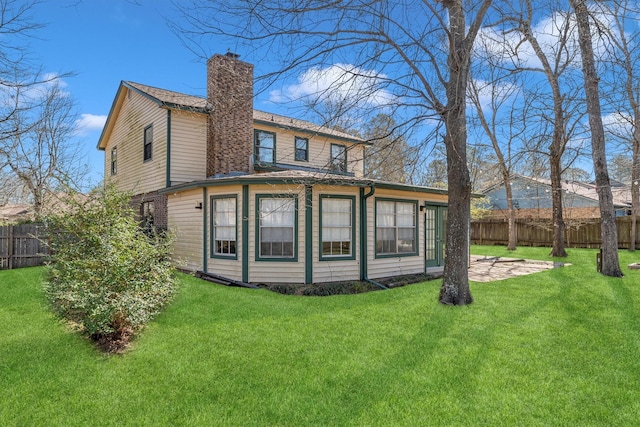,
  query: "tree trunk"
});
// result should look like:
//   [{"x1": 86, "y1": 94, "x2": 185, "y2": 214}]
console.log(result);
[
  {"x1": 438, "y1": 0, "x2": 474, "y2": 306},
  {"x1": 504, "y1": 173, "x2": 517, "y2": 250},
  {"x1": 440, "y1": 111, "x2": 473, "y2": 305},
  {"x1": 571, "y1": 0, "x2": 622, "y2": 277},
  {"x1": 630, "y1": 118, "x2": 640, "y2": 251},
  {"x1": 549, "y1": 152, "x2": 567, "y2": 257}
]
